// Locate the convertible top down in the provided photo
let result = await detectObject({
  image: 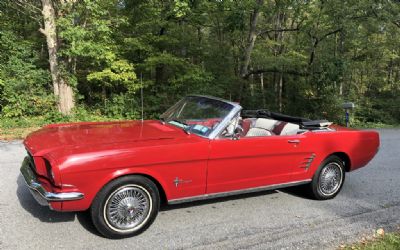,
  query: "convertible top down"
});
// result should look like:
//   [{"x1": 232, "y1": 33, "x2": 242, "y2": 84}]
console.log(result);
[{"x1": 20, "y1": 95, "x2": 380, "y2": 238}]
